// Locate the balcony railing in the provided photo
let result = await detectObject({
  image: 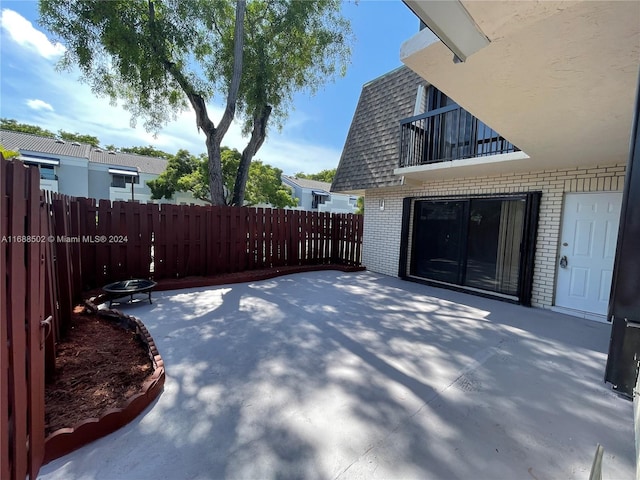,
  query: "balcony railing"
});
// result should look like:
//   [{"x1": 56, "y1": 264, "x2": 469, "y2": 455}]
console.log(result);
[{"x1": 399, "y1": 104, "x2": 519, "y2": 168}]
